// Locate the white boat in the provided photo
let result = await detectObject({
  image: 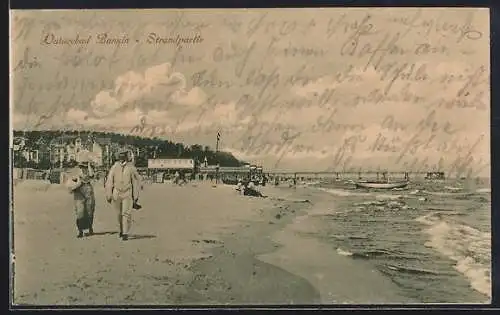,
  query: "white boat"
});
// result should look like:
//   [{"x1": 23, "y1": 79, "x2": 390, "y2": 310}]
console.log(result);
[{"x1": 355, "y1": 181, "x2": 409, "y2": 189}]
